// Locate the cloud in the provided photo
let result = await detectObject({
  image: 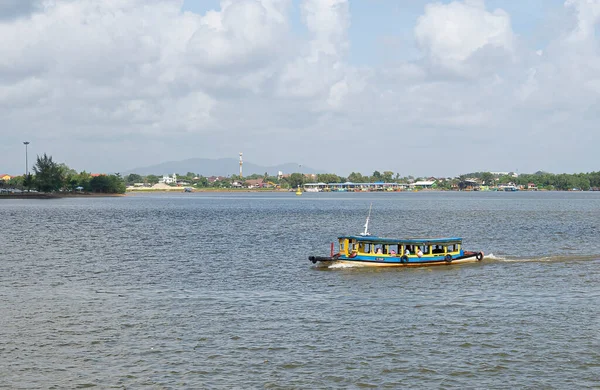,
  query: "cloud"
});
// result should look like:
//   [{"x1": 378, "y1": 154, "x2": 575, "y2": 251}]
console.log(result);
[
  {"x1": 564, "y1": 0, "x2": 600, "y2": 42},
  {"x1": 1, "y1": 0, "x2": 600, "y2": 177},
  {"x1": 277, "y1": 0, "x2": 352, "y2": 104},
  {"x1": 415, "y1": 0, "x2": 514, "y2": 74},
  {"x1": 186, "y1": 0, "x2": 291, "y2": 71}
]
